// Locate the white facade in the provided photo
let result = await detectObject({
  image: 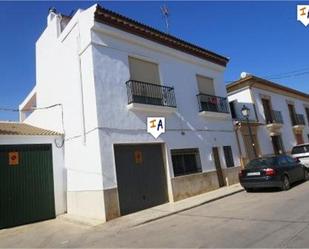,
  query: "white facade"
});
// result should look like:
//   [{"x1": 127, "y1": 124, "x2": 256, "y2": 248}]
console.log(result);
[
  {"x1": 228, "y1": 76, "x2": 309, "y2": 163},
  {"x1": 20, "y1": 5, "x2": 240, "y2": 221}
]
